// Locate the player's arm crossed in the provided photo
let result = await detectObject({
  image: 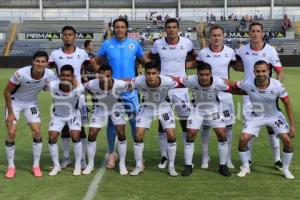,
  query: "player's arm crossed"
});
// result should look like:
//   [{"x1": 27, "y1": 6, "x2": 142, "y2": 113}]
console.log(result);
[{"x1": 223, "y1": 79, "x2": 247, "y2": 95}]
